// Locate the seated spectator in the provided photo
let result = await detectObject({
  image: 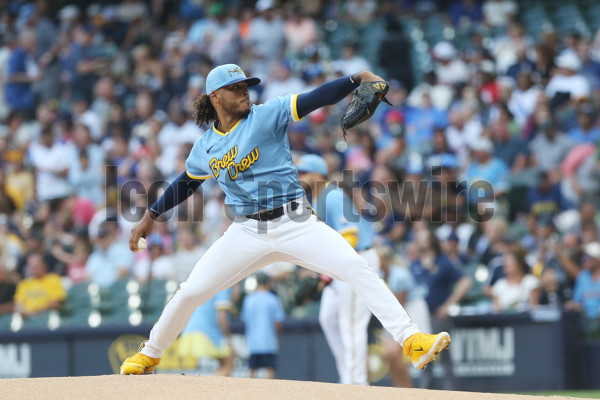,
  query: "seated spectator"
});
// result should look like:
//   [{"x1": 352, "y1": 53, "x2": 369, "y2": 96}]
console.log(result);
[
  {"x1": 173, "y1": 225, "x2": 207, "y2": 284},
  {"x1": 6, "y1": 29, "x2": 39, "y2": 118},
  {"x1": 85, "y1": 223, "x2": 132, "y2": 287},
  {"x1": 492, "y1": 246, "x2": 539, "y2": 312},
  {"x1": 431, "y1": 41, "x2": 469, "y2": 86},
  {"x1": 565, "y1": 242, "x2": 600, "y2": 321},
  {"x1": 27, "y1": 126, "x2": 72, "y2": 204},
  {"x1": 50, "y1": 235, "x2": 92, "y2": 285},
  {"x1": 449, "y1": 0, "x2": 483, "y2": 28},
  {"x1": 14, "y1": 253, "x2": 66, "y2": 317},
  {"x1": 332, "y1": 42, "x2": 371, "y2": 77},
  {"x1": 526, "y1": 171, "x2": 565, "y2": 219},
  {"x1": 483, "y1": 0, "x2": 517, "y2": 28},
  {"x1": 568, "y1": 103, "x2": 600, "y2": 145},
  {"x1": 0, "y1": 262, "x2": 16, "y2": 315},
  {"x1": 528, "y1": 104, "x2": 573, "y2": 177},
  {"x1": 546, "y1": 53, "x2": 590, "y2": 109},
  {"x1": 464, "y1": 137, "x2": 511, "y2": 205},
  {"x1": 410, "y1": 226, "x2": 472, "y2": 320},
  {"x1": 508, "y1": 72, "x2": 541, "y2": 127},
  {"x1": 537, "y1": 268, "x2": 571, "y2": 308},
  {"x1": 131, "y1": 233, "x2": 174, "y2": 283}
]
